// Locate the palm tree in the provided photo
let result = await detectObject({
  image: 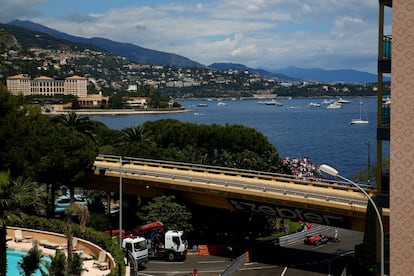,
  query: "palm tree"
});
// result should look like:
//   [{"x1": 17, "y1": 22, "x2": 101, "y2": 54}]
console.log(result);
[
  {"x1": 53, "y1": 111, "x2": 96, "y2": 142},
  {"x1": 18, "y1": 245, "x2": 43, "y2": 276},
  {"x1": 118, "y1": 125, "x2": 156, "y2": 147},
  {"x1": 40, "y1": 249, "x2": 66, "y2": 276},
  {"x1": 0, "y1": 171, "x2": 43, "y2": 276},
  {"x1": 53, "y1": 111, "x2": 97, "y2": 269}
]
